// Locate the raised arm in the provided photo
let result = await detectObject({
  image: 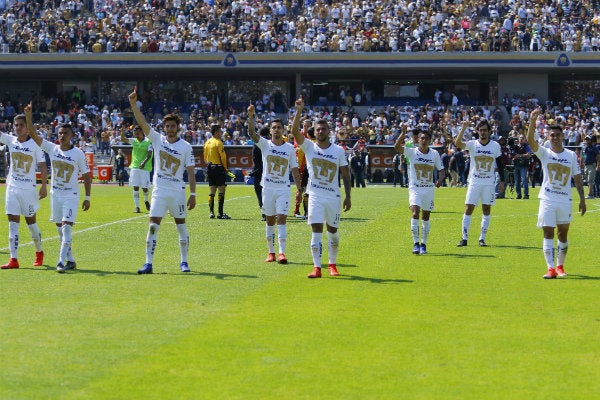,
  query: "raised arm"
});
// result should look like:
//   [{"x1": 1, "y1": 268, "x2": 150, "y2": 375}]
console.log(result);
[
  {"x1": 128, "y1": 87, "x2": 150, "y2": 135},
  {"x1": 291, "y1": 97, "x2": 305, "y2": 146},
  {"x1": 120, "y1": 127, "x2": 128, "y2": 143},
  {"x1": 247, "y1": 102, "x2": 258, "y2": 143},
  {"x1": 453, "y1": 120, "x2": 469, "y2": 150},
  {"x1": 24, "y1": 102, "x2": 43, "y2": 147},
  {"x1": 393, "y1": 124, "x2": 407, "y2": 154},
  {"x1": 527, "y1": 108, "x2": 541, "y2": 153}
]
